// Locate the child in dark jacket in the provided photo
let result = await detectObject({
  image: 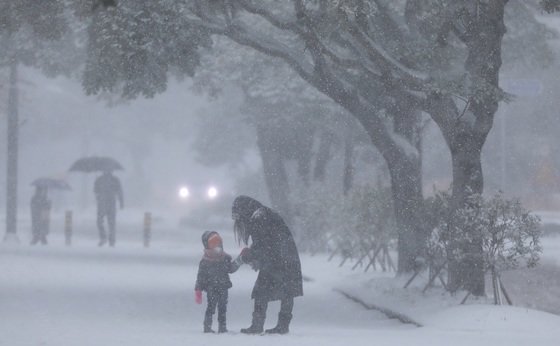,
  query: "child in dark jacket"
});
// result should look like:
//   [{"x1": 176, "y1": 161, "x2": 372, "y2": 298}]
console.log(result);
[{"x1": 195, "y1": 231, "x2": 242, "y2": 333}]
